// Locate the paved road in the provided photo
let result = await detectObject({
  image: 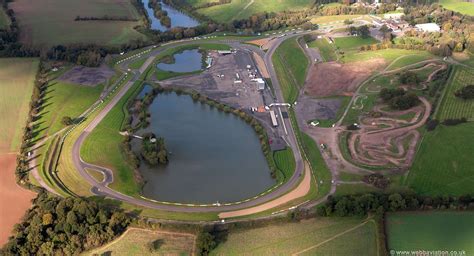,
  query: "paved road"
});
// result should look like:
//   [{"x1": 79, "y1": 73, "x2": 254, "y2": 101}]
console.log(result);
[{"x1": 53, "y1": 32, "x2": 326, "y2": 216}]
